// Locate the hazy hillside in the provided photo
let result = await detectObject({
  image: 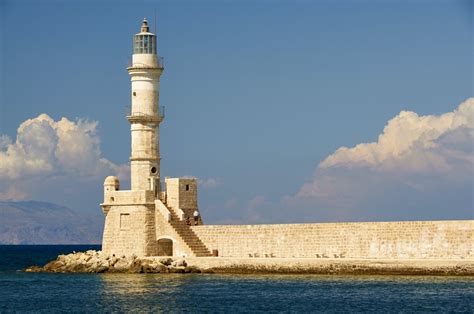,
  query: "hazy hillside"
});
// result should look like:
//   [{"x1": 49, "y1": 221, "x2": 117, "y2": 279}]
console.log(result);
[{"x1": 0, "y1": 201, "x2": 103, "y2": 244}]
